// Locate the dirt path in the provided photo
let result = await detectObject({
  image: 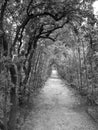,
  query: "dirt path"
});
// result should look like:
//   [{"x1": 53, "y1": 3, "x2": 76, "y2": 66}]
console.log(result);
[{"x1": 21, "y1": 70, "x2": 98, "y2": 130}]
